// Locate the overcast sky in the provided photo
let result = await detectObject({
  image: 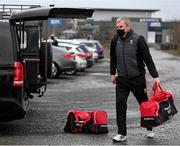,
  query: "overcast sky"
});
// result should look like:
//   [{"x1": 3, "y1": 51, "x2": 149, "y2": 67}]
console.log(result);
[{"x1": 0, "y1": 0, "x2": 180, "y2": 21}]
